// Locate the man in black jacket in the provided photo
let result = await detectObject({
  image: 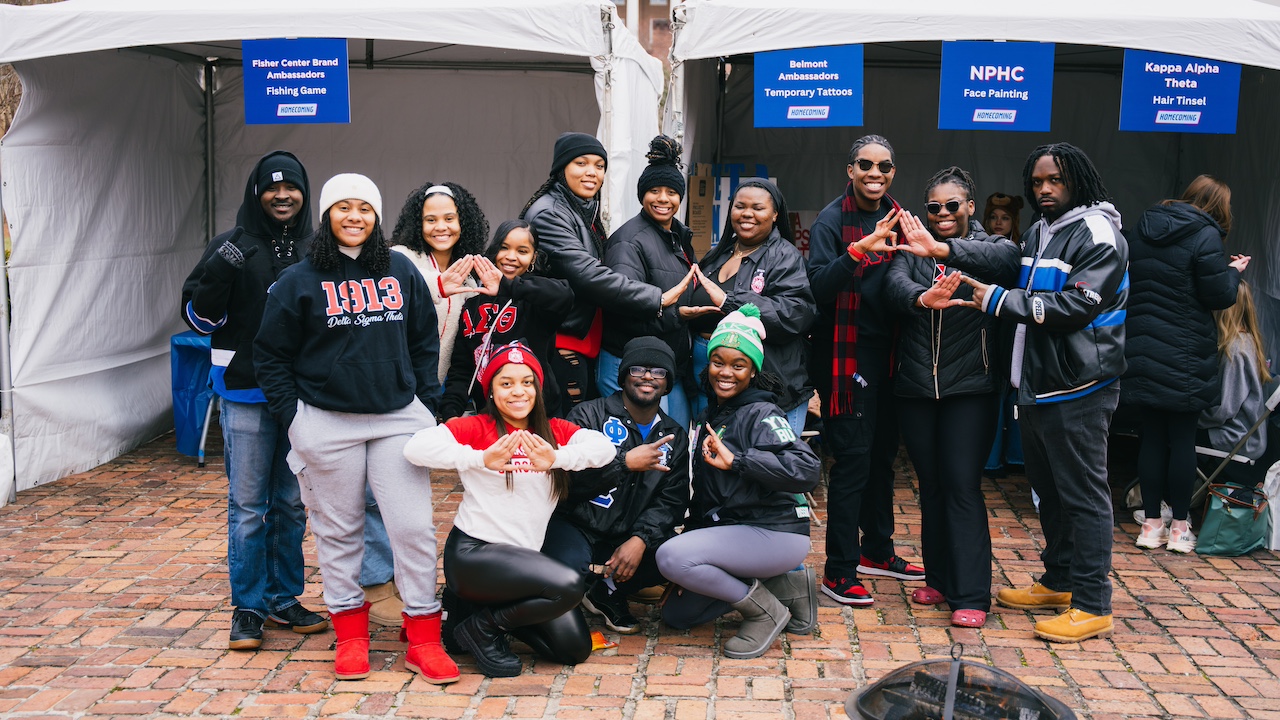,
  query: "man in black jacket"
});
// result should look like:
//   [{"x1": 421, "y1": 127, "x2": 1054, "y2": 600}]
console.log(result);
[
  {"x1": 181, "y1": 151, "x2": 328, "y2": 648},
  {"x1": 548, "y1": 337, "x2": 690, "y2": 633},
  {"x1": 963, "y1": 143, "x2": 1128, "y2": 643}
]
